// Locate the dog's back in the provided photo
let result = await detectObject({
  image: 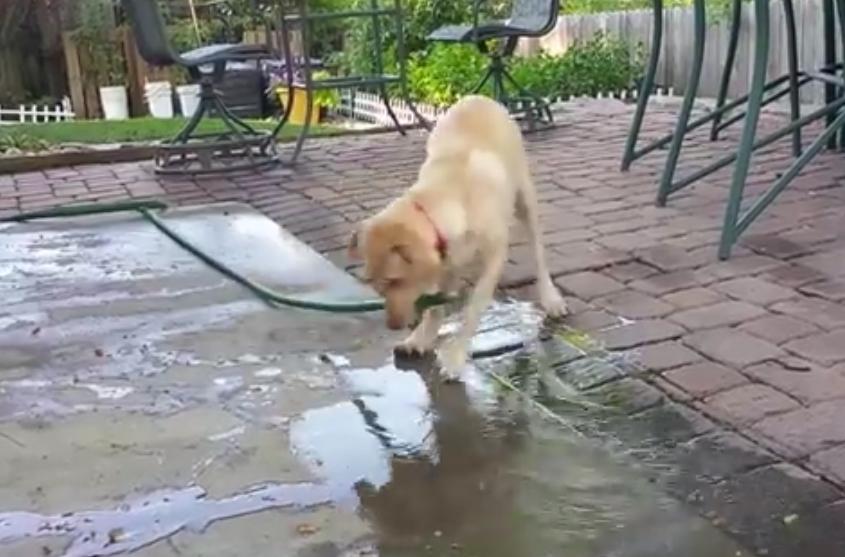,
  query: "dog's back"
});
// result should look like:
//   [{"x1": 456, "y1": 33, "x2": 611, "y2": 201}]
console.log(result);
[{"x1": 425, "y1": 95, "x2": 525, "y2": 170}]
